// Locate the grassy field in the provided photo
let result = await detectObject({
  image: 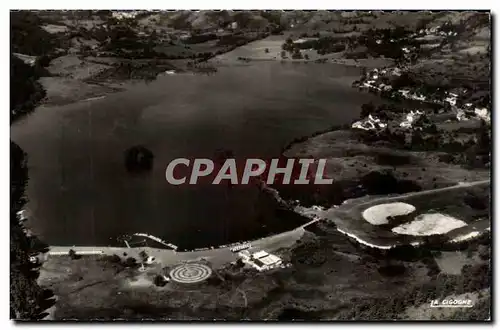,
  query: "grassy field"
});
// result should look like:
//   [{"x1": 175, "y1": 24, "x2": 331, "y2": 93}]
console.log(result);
[
  {"x1": 39, "y1": 225, "x2": 490, "y2": 320},
  {"x1": 281, "y1": 128, "x2": 490, "y2": 207},
  {"x1": 321, "y1": 181, "x2": 490, "y2": 249}
]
